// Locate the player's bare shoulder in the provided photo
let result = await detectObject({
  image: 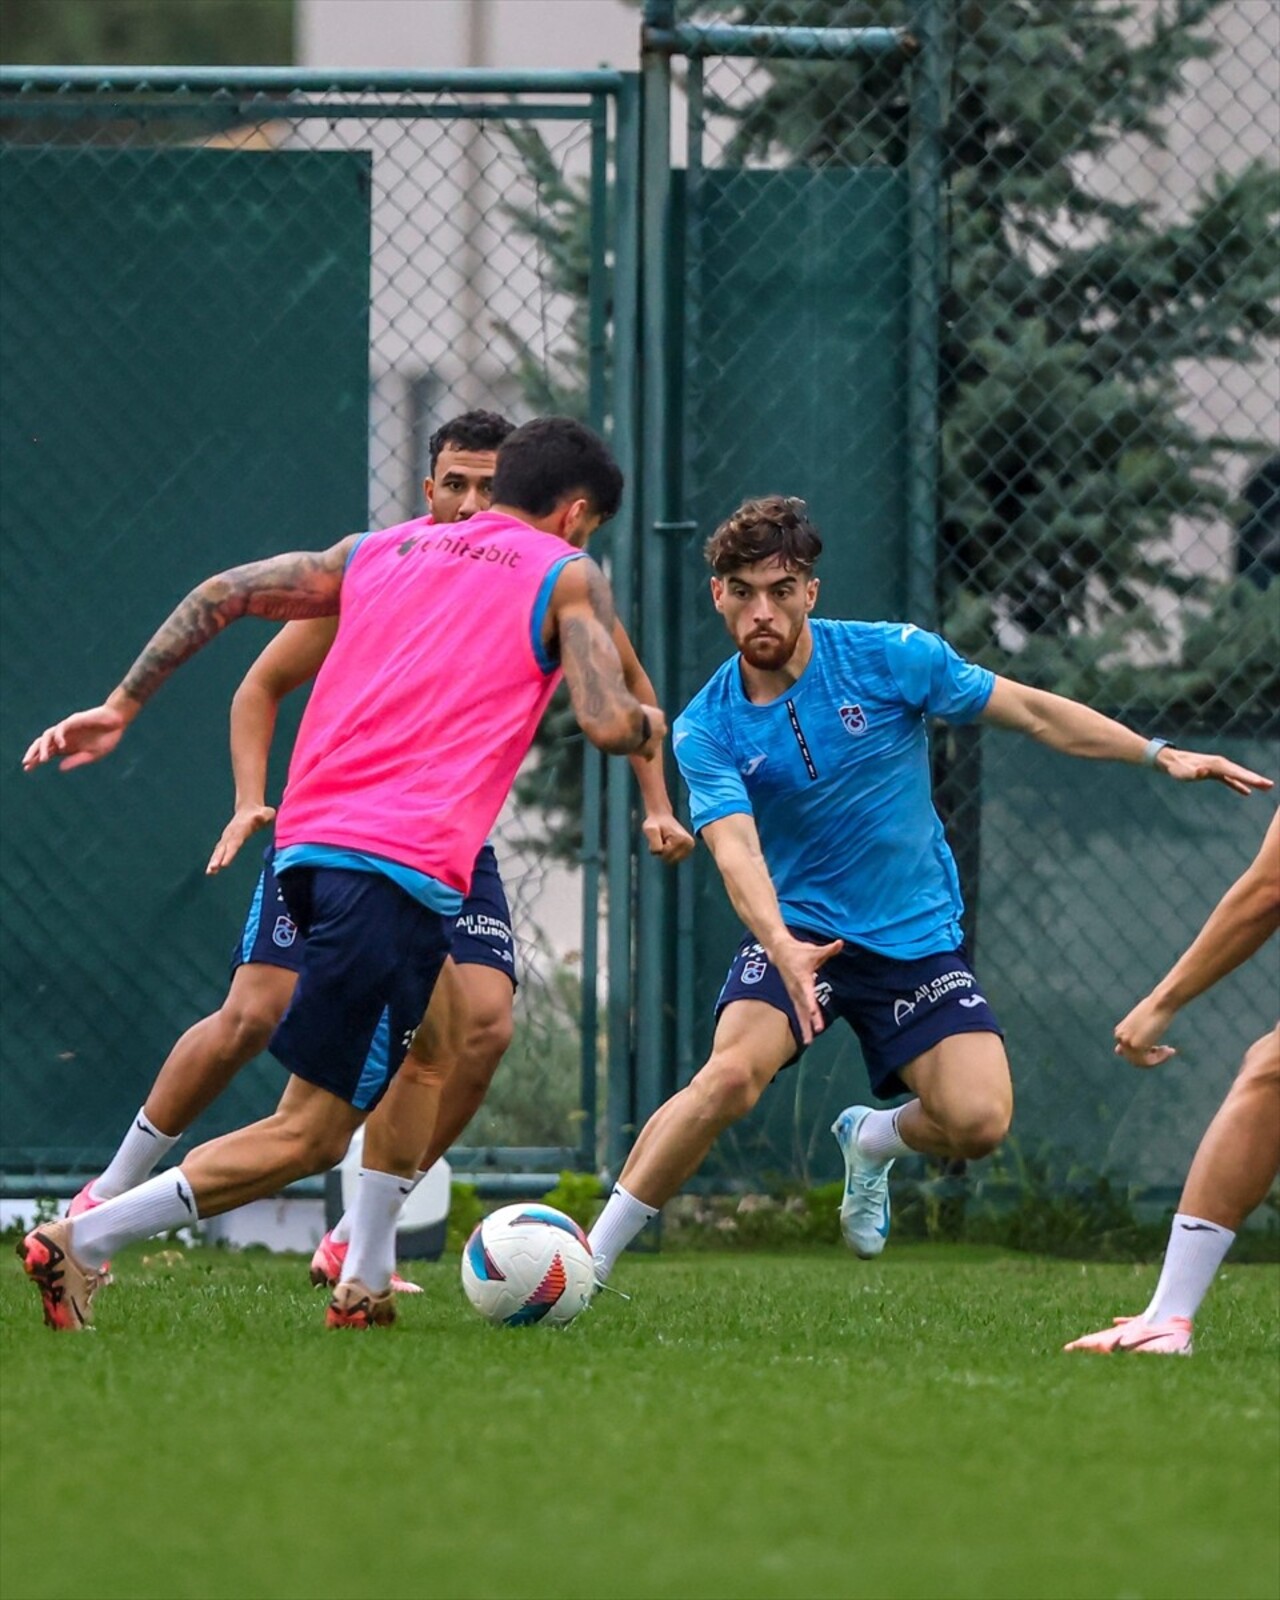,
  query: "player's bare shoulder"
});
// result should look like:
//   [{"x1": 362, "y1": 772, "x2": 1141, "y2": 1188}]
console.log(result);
[{"x1": 550, "y1": 554, "x2": 616, "y2": 628}]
